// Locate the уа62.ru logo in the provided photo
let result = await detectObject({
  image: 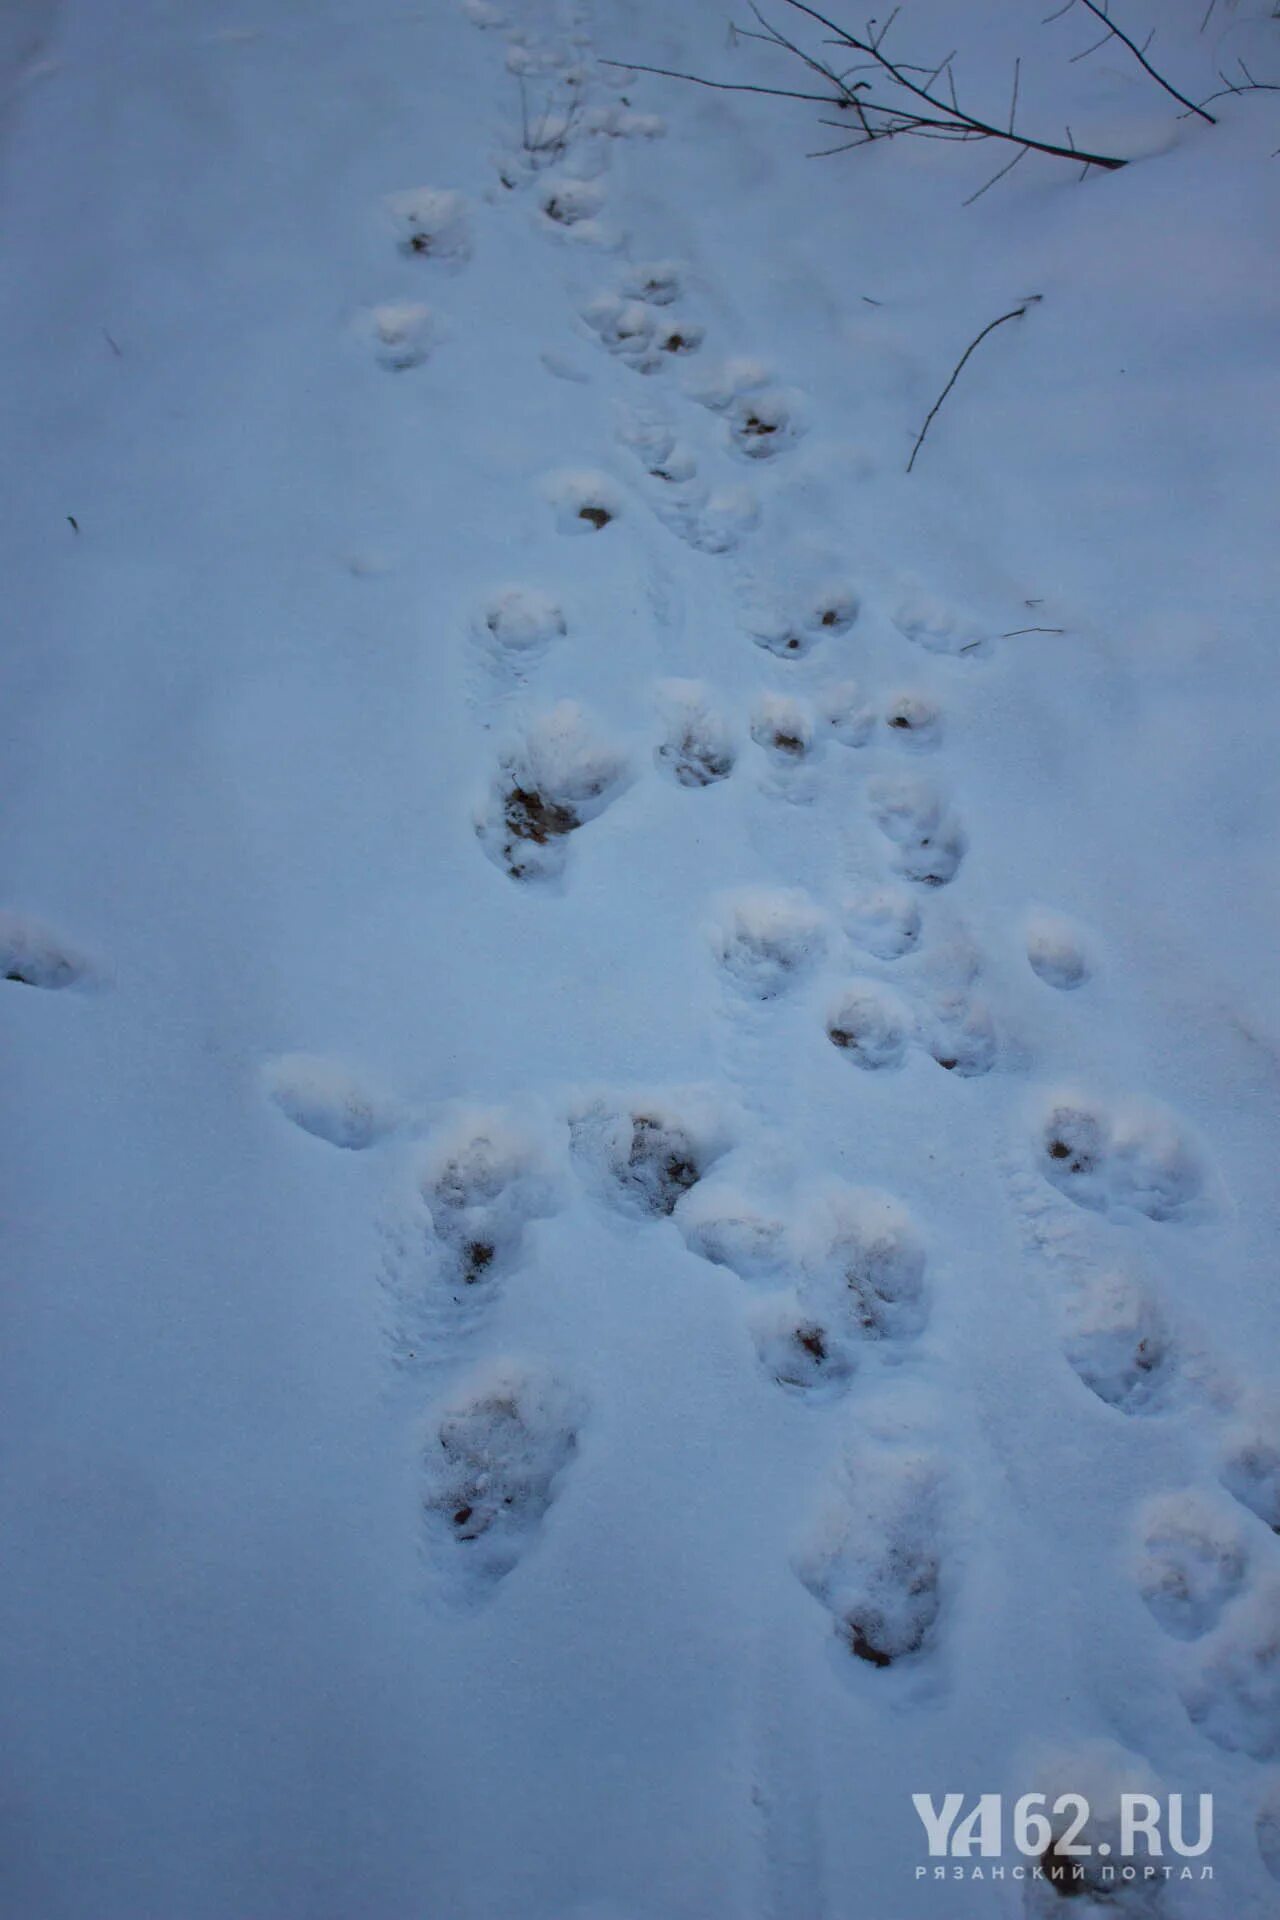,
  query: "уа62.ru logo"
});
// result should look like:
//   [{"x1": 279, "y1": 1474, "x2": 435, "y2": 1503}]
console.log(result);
[{"x1": 911, "y1": 1793, "x2": 1214, "y2": 1888}]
